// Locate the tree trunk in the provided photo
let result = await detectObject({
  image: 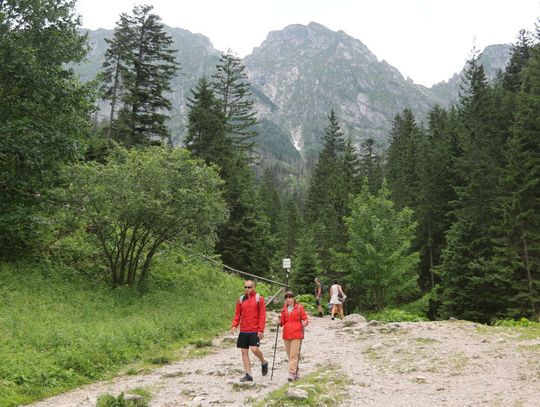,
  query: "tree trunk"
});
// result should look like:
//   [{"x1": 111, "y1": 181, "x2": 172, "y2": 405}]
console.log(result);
[
  {"x1": 107, "y1": 55, "x2": 121, "y2": 145},
  {"x1": 427, "y1": 214, "x2": 435, "y2": 289}
]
